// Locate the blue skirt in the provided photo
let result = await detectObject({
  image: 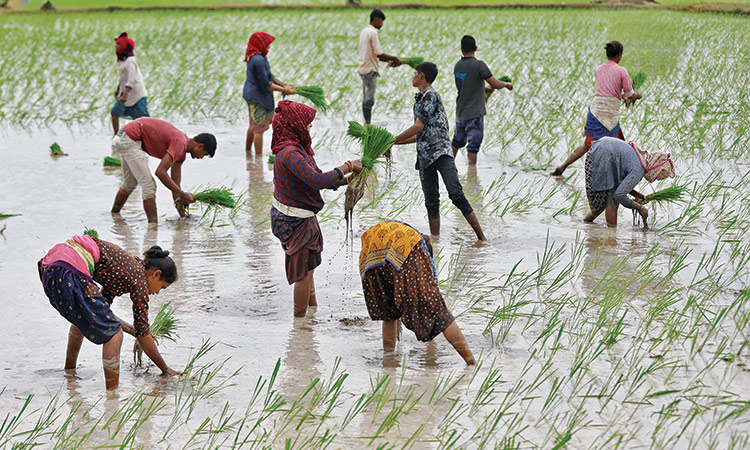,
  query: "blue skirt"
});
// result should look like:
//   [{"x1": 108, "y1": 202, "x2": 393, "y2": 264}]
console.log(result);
[
  {"x1": 40, "y1": 264, "x2": 121, "y2": 344},
  {"x1": 111, "y1": 96, "x2": 149, "y2": 119}
]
